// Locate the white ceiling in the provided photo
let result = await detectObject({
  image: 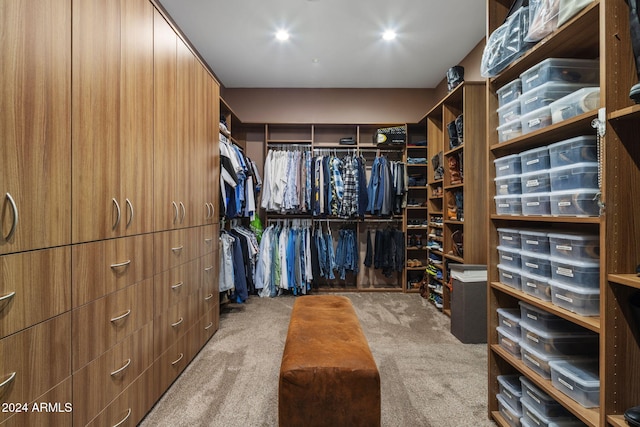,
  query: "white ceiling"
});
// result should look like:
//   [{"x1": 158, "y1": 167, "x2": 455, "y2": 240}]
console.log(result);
[{"x1": 157, "y1": 0, "x2": 487, "y2": 89}]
